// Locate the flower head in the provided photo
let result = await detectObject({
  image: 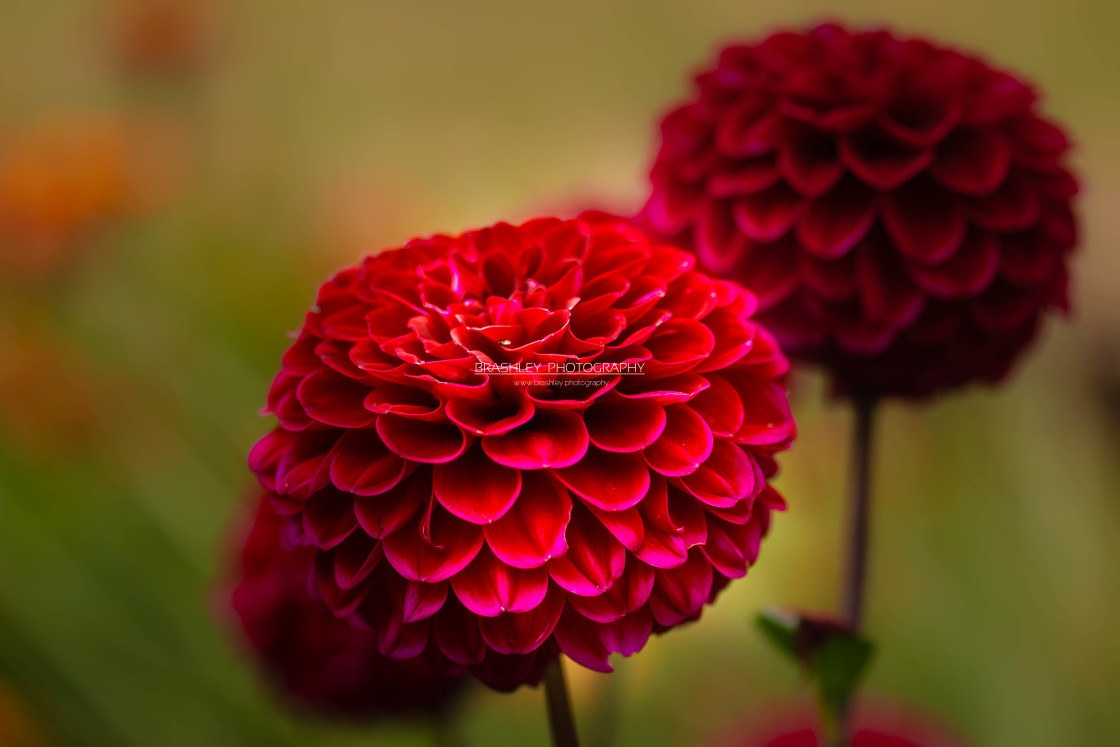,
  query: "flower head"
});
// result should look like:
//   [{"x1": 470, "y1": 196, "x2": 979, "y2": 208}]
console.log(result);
[
  {"x1": 645, "y1": 23, "x2": 1078, "y2": 398},
  {"x1": 230, "y1": 495, "x2": 465, "y2": 718},
  {"x1": 248, "y1": 213, "x2": 794, "y2": 690},
  {"x1": 726, "y1": 700, "x2": 969, "y2": 747}
]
